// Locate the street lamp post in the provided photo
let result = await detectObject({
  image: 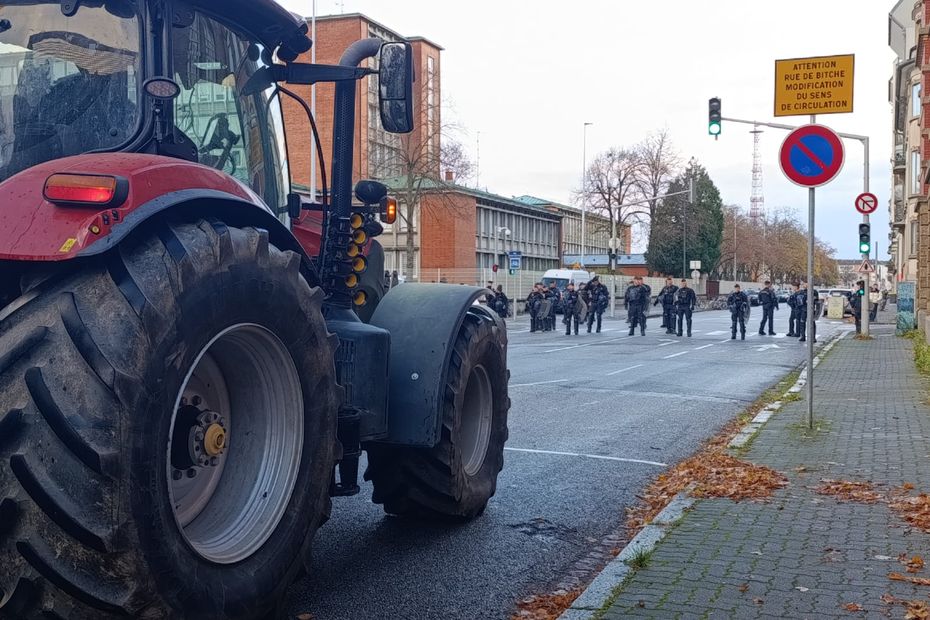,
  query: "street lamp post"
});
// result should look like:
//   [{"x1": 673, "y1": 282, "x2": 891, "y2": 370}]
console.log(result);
[
  {"x1": 496, "y1": 226, "x2": 511, "y2": 283},
  {"x1": 580, "y1": 122, "x2": 593, "y2": 260}
]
